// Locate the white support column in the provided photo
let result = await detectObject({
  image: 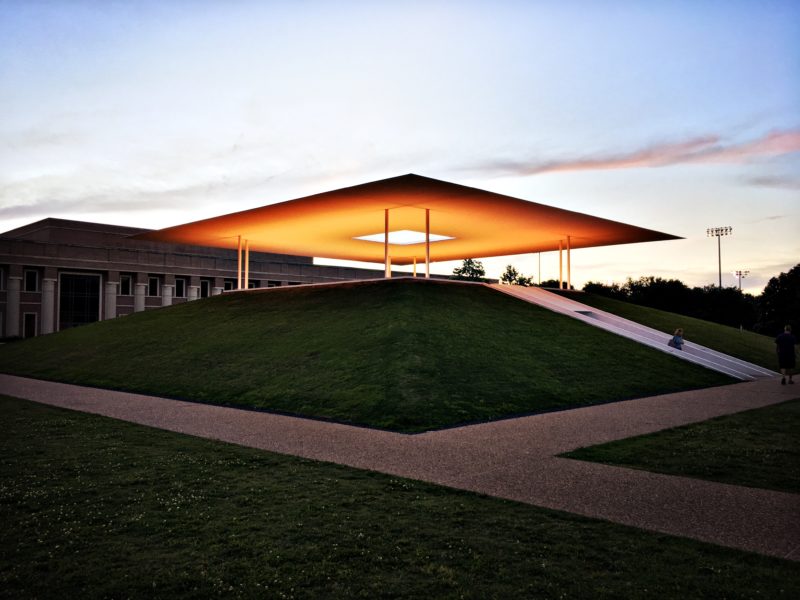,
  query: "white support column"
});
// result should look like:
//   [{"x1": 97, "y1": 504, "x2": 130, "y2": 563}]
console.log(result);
[
  {"x1": 236, "y1": 235, "x2": 243, "y2": 290},
  {"x1": 425, "y1": 208, "x2": 430, "y2": 279},
  {"x1": 41, "y1": 278, "x2": 56, "y2": 335},
  {"x1": 104, "y1": 281, "x2": 117, "y2": 320},
  {"x1": 413, "y1": 258, "x2": 417, "y2": 277},
  {"x1": 134, "y1": 283, "x2": 147, "y2": 312},
  {"x1": 558, "y1": 240, "x2": 563, "y2": 290},
  {"x1": 161, "y1": 284, "x2": 174, "y2": 307},
  {"x1": 244, "y1": 239, "x2": 250, "y2": 288},
  {"x1": 566, "y1": 235, "x2": 571, "y2": 291},
  {"x1": 6, "y1": 277, "x2": 20, "y2": 337},
  {"x1": 384, "y1": 209, "x2": 391, "y2": 278}
]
